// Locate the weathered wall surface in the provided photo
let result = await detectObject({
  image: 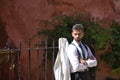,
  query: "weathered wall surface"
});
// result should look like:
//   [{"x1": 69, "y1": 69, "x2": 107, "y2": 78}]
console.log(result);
[
  {"x1": 0, "y1": 0, "x2": 120, "y2": 46},
  {"x1": 0, "y1": 0, "x2": 120, "y2": 80}
]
